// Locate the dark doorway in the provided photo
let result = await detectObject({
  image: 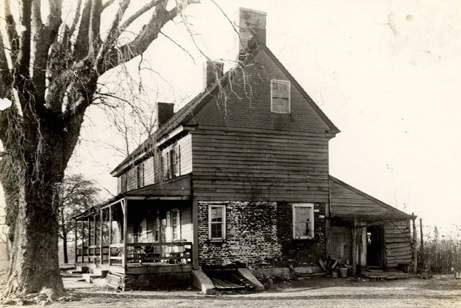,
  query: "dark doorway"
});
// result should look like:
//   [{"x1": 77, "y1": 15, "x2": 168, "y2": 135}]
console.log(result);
[{"x1": 366, "y1": 225, "x2": 383, "y2": 267}]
